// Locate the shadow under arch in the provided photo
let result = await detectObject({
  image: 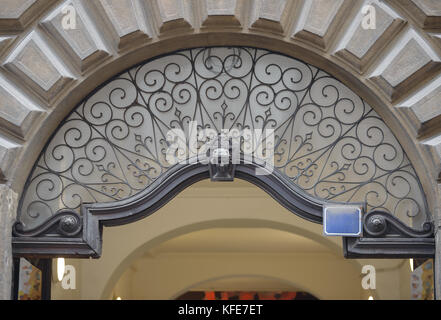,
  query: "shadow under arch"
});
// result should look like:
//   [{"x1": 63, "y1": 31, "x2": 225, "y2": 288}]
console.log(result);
[
  {"x1": 169, "y1": 274, "x2": 322, "y2": 301},
  {"x1": 100, "y1": 217, "x2": 362, "y2": 300}
]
